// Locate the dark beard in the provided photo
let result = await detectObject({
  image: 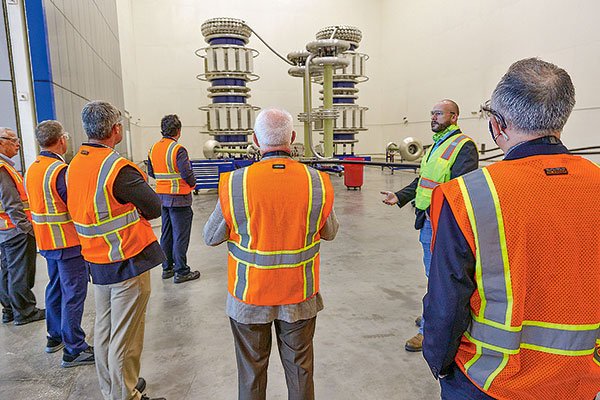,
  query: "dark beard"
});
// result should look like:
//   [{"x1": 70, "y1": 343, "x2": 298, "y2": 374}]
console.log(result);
[{"x1": 431, "y1": 122, "x2": 448, "y2": 132}]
